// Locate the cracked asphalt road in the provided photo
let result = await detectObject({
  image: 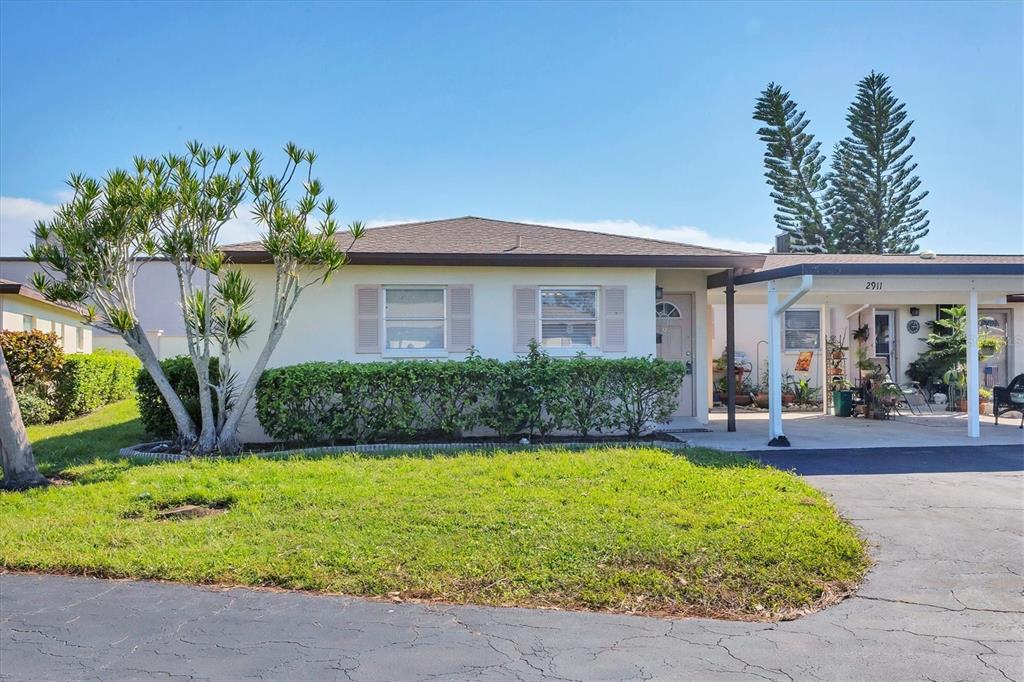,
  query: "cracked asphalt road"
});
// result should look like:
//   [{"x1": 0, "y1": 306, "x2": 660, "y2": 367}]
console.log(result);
[{"x1": 2, "y1": 444, "x2": 1022, "y2": 681}]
